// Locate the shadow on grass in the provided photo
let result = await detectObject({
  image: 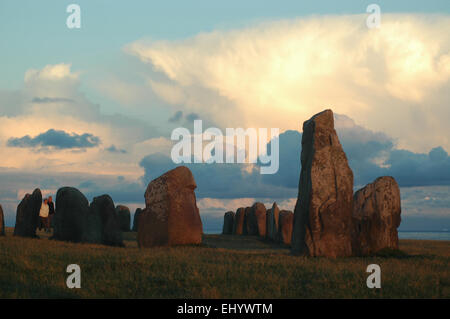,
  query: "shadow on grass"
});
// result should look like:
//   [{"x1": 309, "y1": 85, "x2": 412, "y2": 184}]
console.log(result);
[
  {"x1": 0, "y1": 279, "x2": 80, "y2": 299},
  {"x1": 202, "y1": 234, "x2": 291, "y2": 251},
  {"x1": 371, "y1": 248, "x2": 438, "y2": 260}
]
